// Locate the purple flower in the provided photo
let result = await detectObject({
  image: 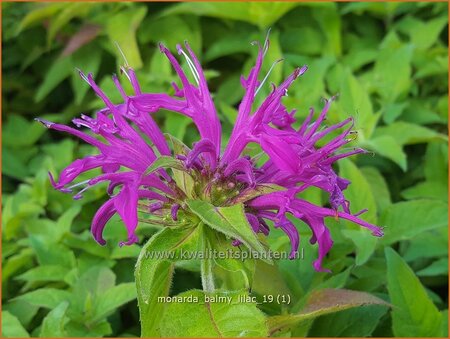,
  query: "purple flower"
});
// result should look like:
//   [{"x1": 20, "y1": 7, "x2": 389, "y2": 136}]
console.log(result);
[{"x1": 38, "y1": 36, "x2": 383, "y2": 271}]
